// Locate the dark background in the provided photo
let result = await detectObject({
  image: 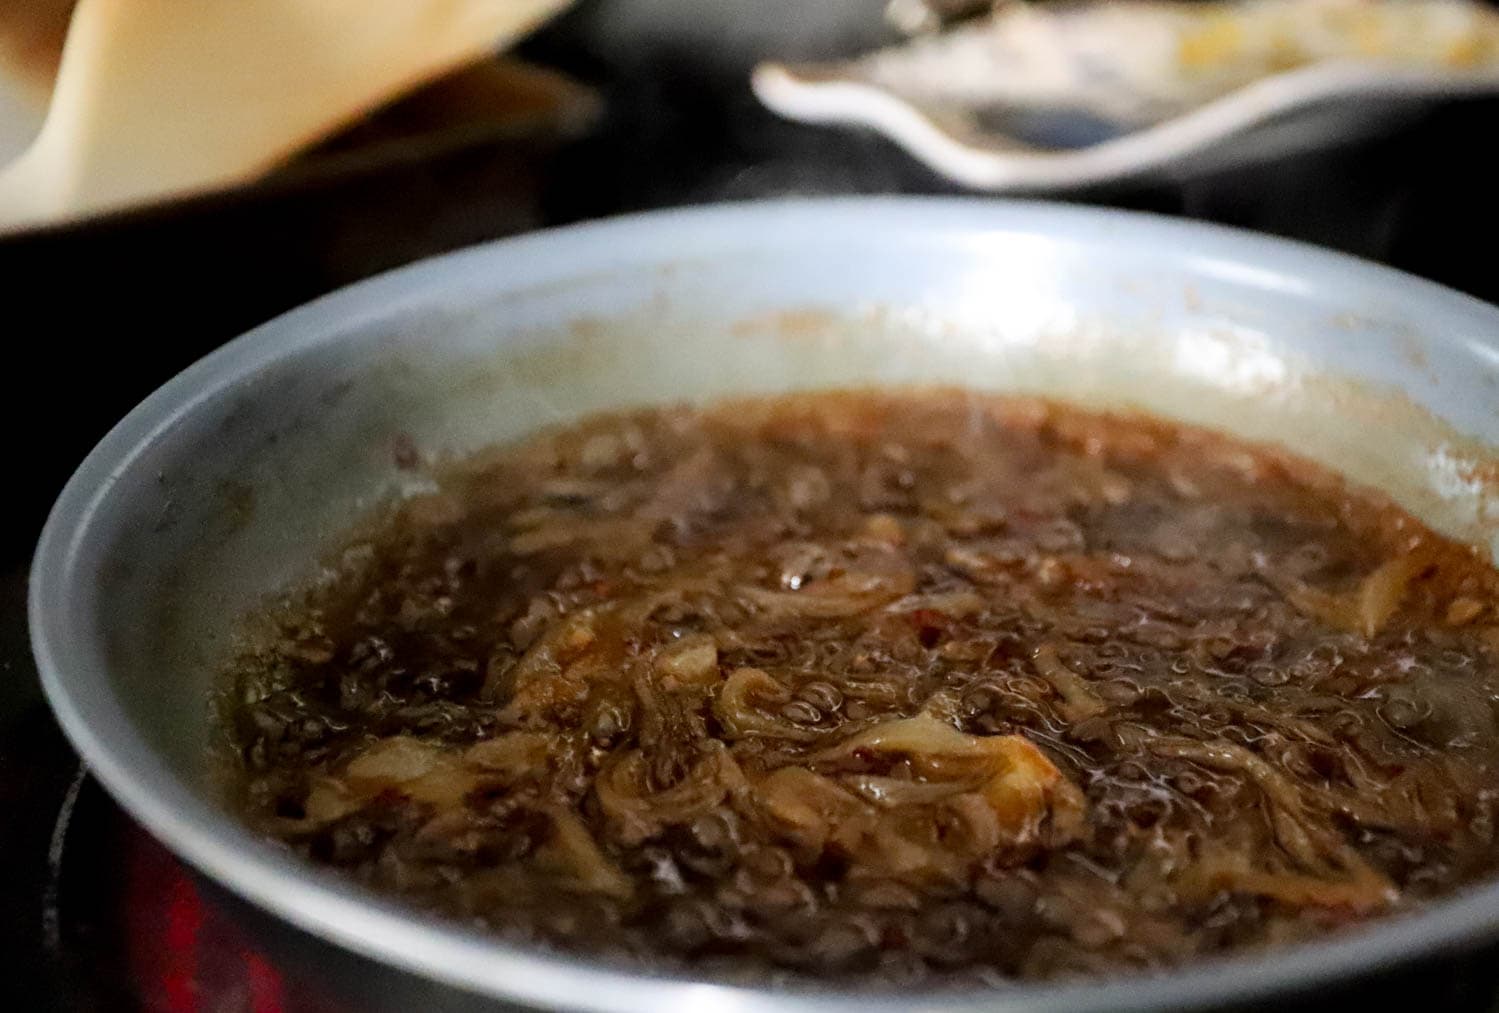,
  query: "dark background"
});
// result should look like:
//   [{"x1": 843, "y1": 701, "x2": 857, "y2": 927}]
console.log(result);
[
  {"x1": 2, "y1": 2, "x2": 1498, "y2": 1008},
  {"x1": 2, "y1": 3, "x2": 1497, "y2": 552}
]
